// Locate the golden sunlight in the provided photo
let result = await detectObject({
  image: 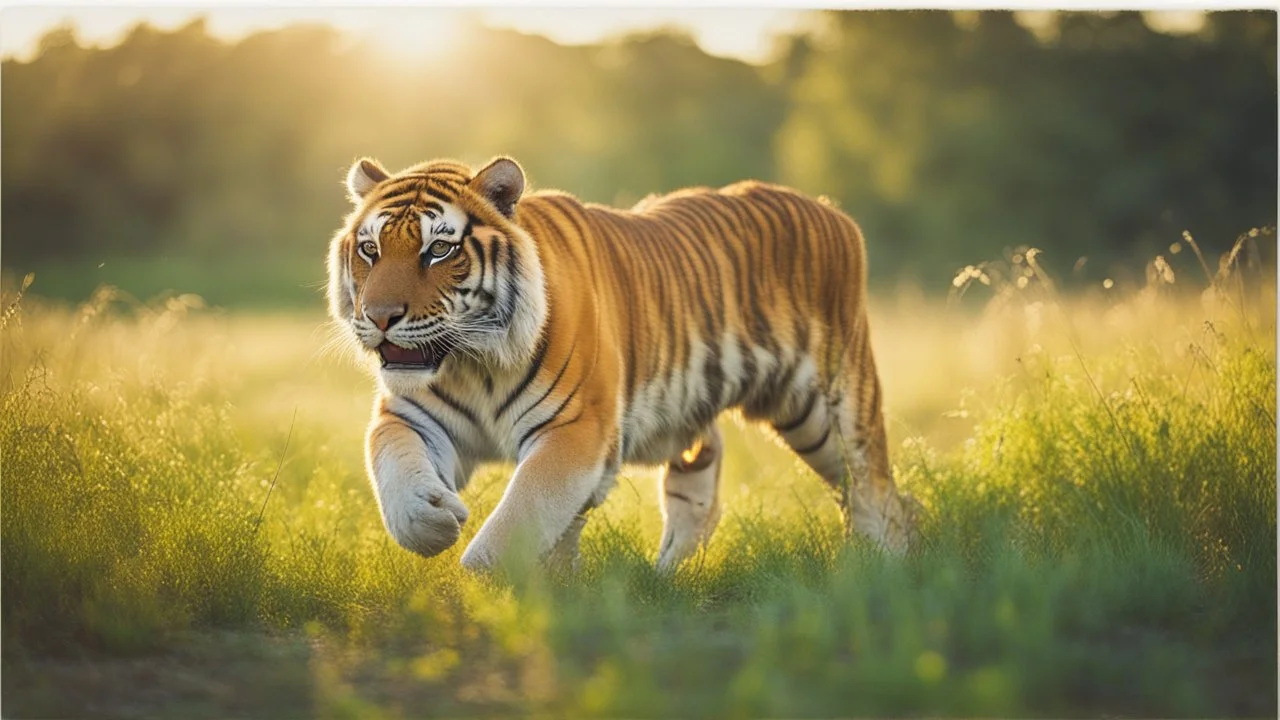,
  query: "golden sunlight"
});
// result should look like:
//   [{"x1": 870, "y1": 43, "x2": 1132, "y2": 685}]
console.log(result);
[
  {"x1": 325, "y1": 8, "x2": 470, "y2": 64},
  {"x1": 0, "y1": 6, "x2": 471, "y2": 64},
  {"x1": 0, "y1": 6, "x2": 805, "y2": 65}
]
